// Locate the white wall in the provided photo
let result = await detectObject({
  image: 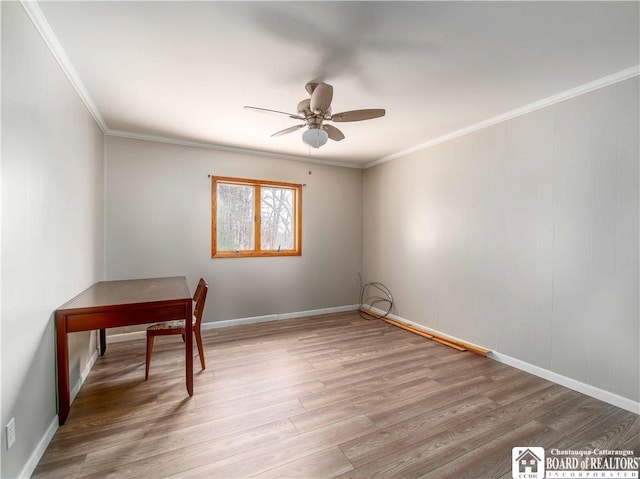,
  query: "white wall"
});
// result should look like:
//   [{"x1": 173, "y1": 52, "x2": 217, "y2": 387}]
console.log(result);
[
  {"x1": 1, "y1": 3, "x2": 105, "y2": 477},
  {"x1": 364, "y1": 77, "x2": 639, "y2": 405},
  {"x1": 105, "y1": 136, "x2": 363, "y2": 328}
]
